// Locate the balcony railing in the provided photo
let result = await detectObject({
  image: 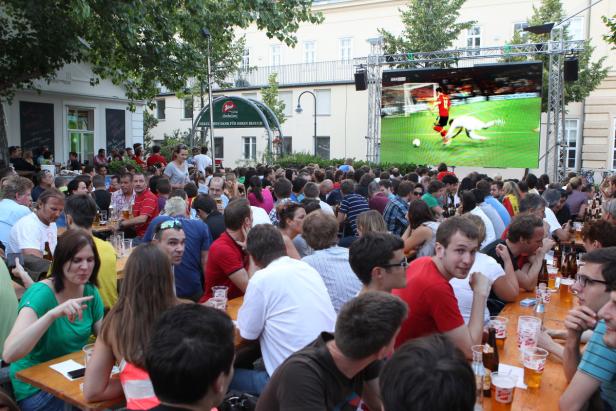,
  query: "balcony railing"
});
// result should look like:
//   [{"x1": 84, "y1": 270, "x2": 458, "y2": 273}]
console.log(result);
[{"x1": 218, "y1": 58, "x2": 366, "y2": 89}]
